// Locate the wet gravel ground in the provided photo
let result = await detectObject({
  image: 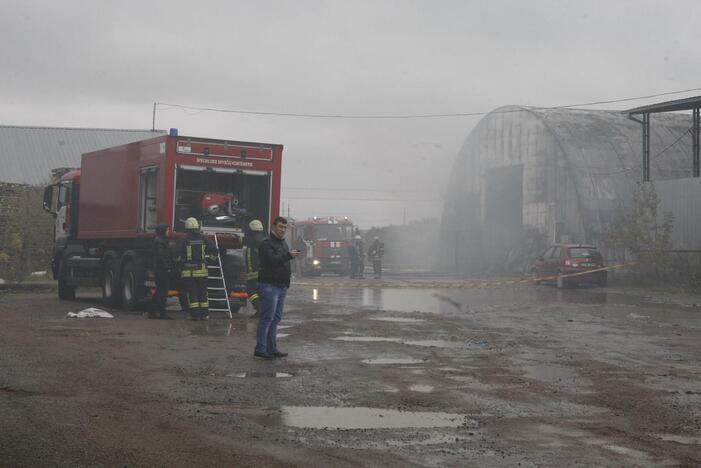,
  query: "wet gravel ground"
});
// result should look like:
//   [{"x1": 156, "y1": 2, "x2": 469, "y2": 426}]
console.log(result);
[{"x1": 1, "y1": 276, "x2": 700, "y2": 467}]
